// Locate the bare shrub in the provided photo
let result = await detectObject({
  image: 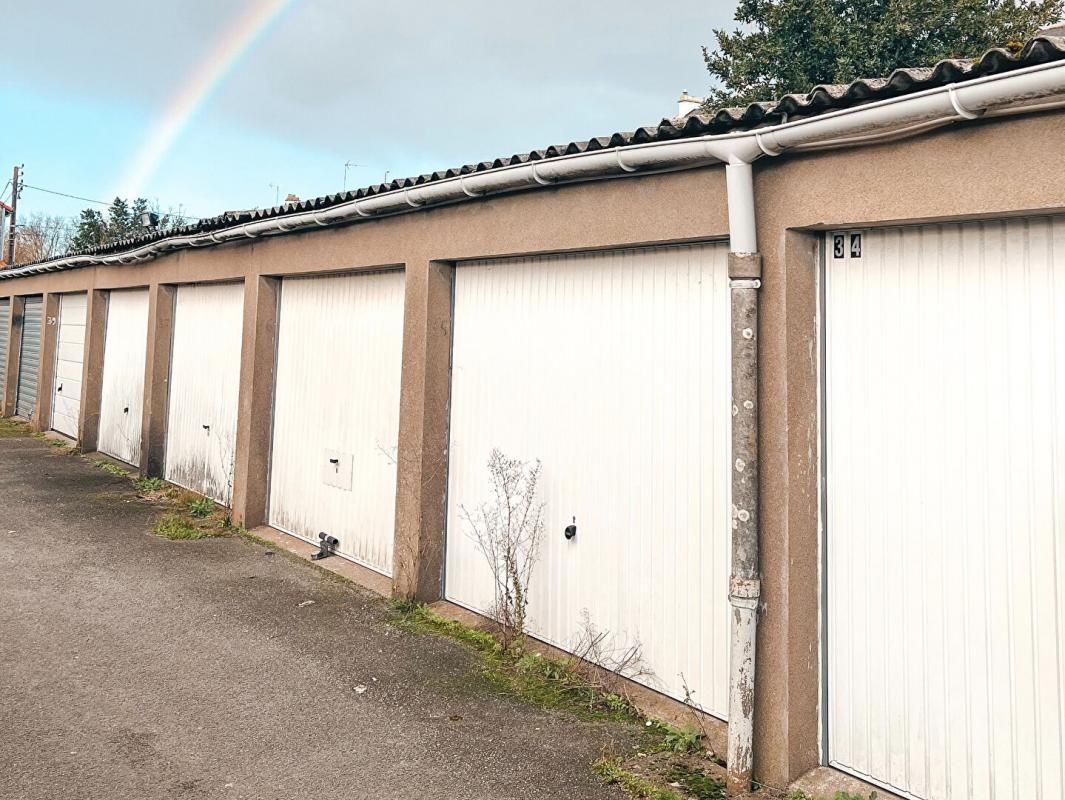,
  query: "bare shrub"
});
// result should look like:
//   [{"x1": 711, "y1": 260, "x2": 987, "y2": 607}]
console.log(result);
[
  {"x1": 461, "y1": 448, "x2": 545, "y2": 652},
  {"x1": 566, "y1": 610, "x2": 655, "y2": 702}
]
